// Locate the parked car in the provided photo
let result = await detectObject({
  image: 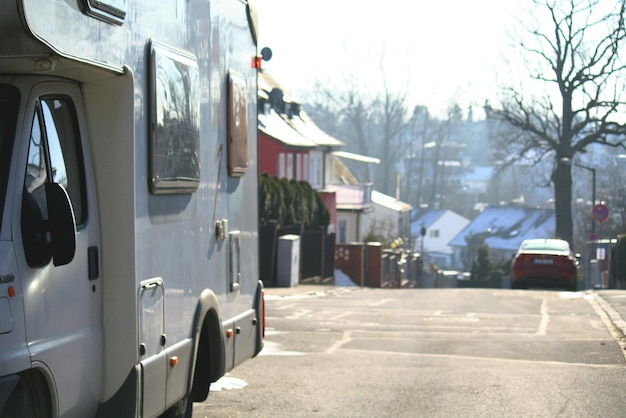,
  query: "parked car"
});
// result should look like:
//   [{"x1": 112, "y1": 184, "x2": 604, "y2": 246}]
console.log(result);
[{"x1": 511, "y1": 238, "x2": 579, "y2": 291}]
